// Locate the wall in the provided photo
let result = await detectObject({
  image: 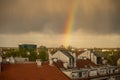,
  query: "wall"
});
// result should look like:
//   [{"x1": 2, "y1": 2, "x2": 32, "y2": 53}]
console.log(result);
[
  {"x1": 98, "y1": 68, "x2": 107, "y2": 75},
  {"x1": 89, "y1": 69, "x2": 97, "y2": 76},
  {"x1": 91, "y1": 53, "x2": 97, "y2": 64},
  {"x1": 81, "y1": 71, "x2": 89, "y2": 78},
  {"x1": 77, "y1": 50, "x2": 97, "y2": 64},
  {"x1": 62, "y1": 71, "x2": 72, "y2": 78},
  {"x1": 77, "y1": 50, "x2": 91, "y2": 59},
  {"x1": 52, "y1": 51, "x2": 69, "y2": 64}
]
